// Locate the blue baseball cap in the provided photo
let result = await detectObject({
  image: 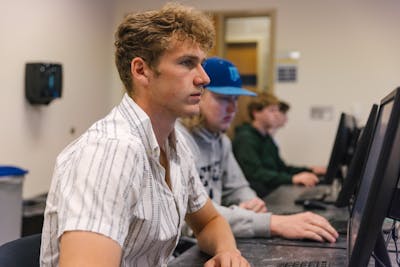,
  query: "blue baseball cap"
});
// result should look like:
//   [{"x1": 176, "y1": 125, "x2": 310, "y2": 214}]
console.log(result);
[{"x1": 202, "y1": 57, "x2": 257, "y2": 96}]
